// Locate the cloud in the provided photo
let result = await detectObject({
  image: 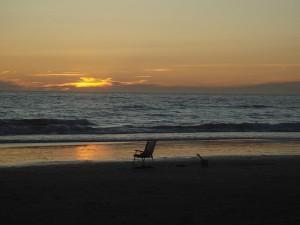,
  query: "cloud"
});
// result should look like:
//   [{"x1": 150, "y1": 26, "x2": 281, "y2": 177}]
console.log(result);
[
  {"x1": 0, "y1": 78, "x2": 26, "y2": 90},
  {"x1": 1, "y1": 71, "x2": 10, "y2": 74},
  {"x1": 42, "y1": 77, "x2": 147, "y2": 89},
  {"x1": 136, "y1": 75, "x2": 152, "y2": 78},
  {"x1": 173, "y1": 64, "x2": 300, "y2": 69},
  {"x1": 144, "y1": 68, "x2": 172, "y2": 72},
  {"x1": 1, "y1": 75, "x2": 300, "y2": 94},
  {"x1": 0, "y1": 77, "x2": 48, "y2": 89},
  {"x1": 1, "y1": 70, "x2": 17, "y2": 75},
  {"x1": 43, "y1": 77, "x2": 112, "y2": 88},
  {"x1": 0, "y1": 76, "x2": 148, "y2": 91},
  {"x1": 33, "y1": 72, "x2": 85, "y2": 77},
  {"x1": 111, "y1": 79, "x2": 146, "y2": 86}
]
